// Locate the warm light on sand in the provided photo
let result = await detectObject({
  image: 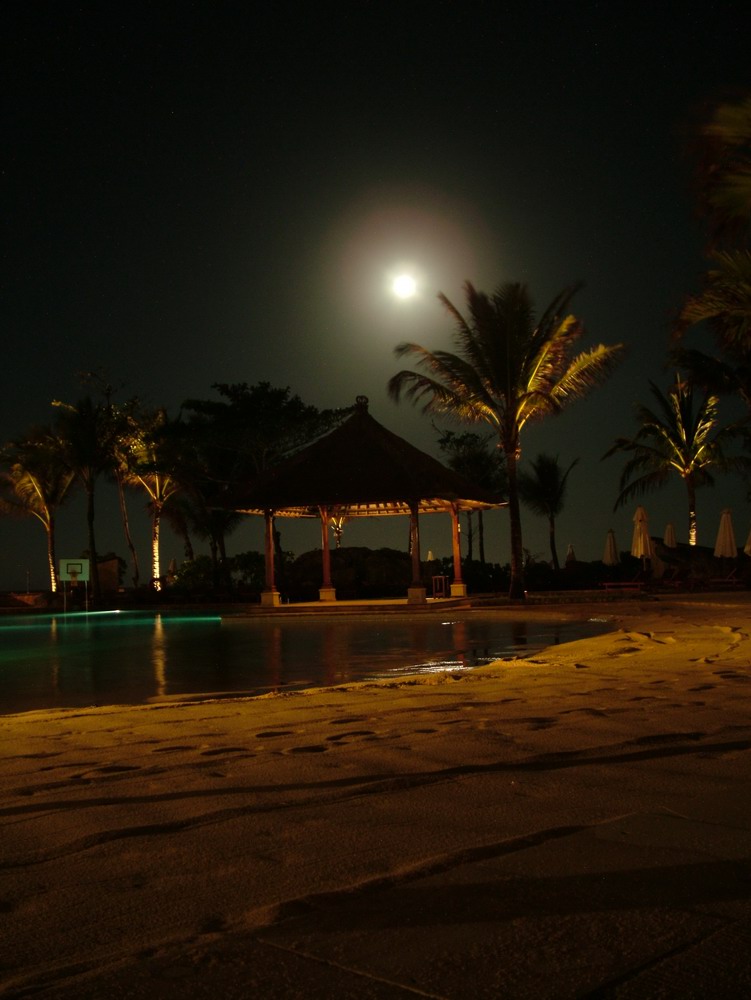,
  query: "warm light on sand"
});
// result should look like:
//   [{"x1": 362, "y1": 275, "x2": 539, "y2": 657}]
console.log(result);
[{"x1": 2, "y1": 596, "x2": 751, "y2": 995}]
